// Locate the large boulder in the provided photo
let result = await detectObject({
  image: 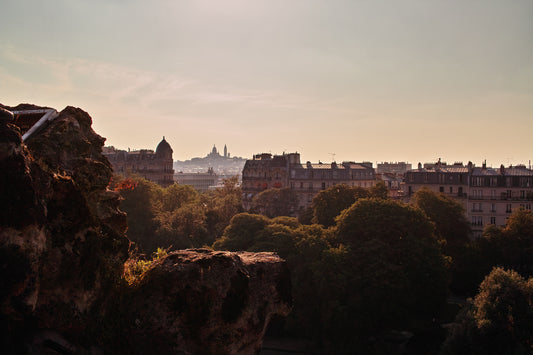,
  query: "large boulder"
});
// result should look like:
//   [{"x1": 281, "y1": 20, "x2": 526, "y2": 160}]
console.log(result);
[{"x1": 110, "y1": 249, "x2": 291, "y2": 354}]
